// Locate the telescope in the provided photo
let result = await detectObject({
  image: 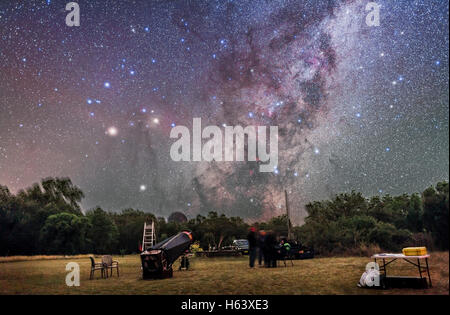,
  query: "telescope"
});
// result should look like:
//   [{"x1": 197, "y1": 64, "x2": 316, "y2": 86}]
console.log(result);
[{"x1": 140, "y1": 231, "x2": 192, "y2": 279}]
